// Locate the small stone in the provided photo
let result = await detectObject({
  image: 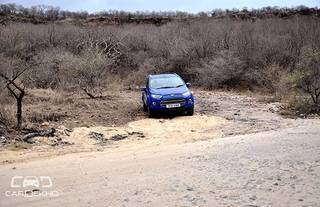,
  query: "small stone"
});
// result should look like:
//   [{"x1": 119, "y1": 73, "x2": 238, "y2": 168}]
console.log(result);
[
  {"x1": 186, "y1": 187, "x2": 194, "y2": 191},
  {"x1": 65, "y1": 128, "x2": 73, "y2": 133},
  {"x1": 40, "y1": 122, "x2": 50, "y2": 128},
  {"x1": 250, "y1": 195, "x2": 257, "y2": 200}
]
